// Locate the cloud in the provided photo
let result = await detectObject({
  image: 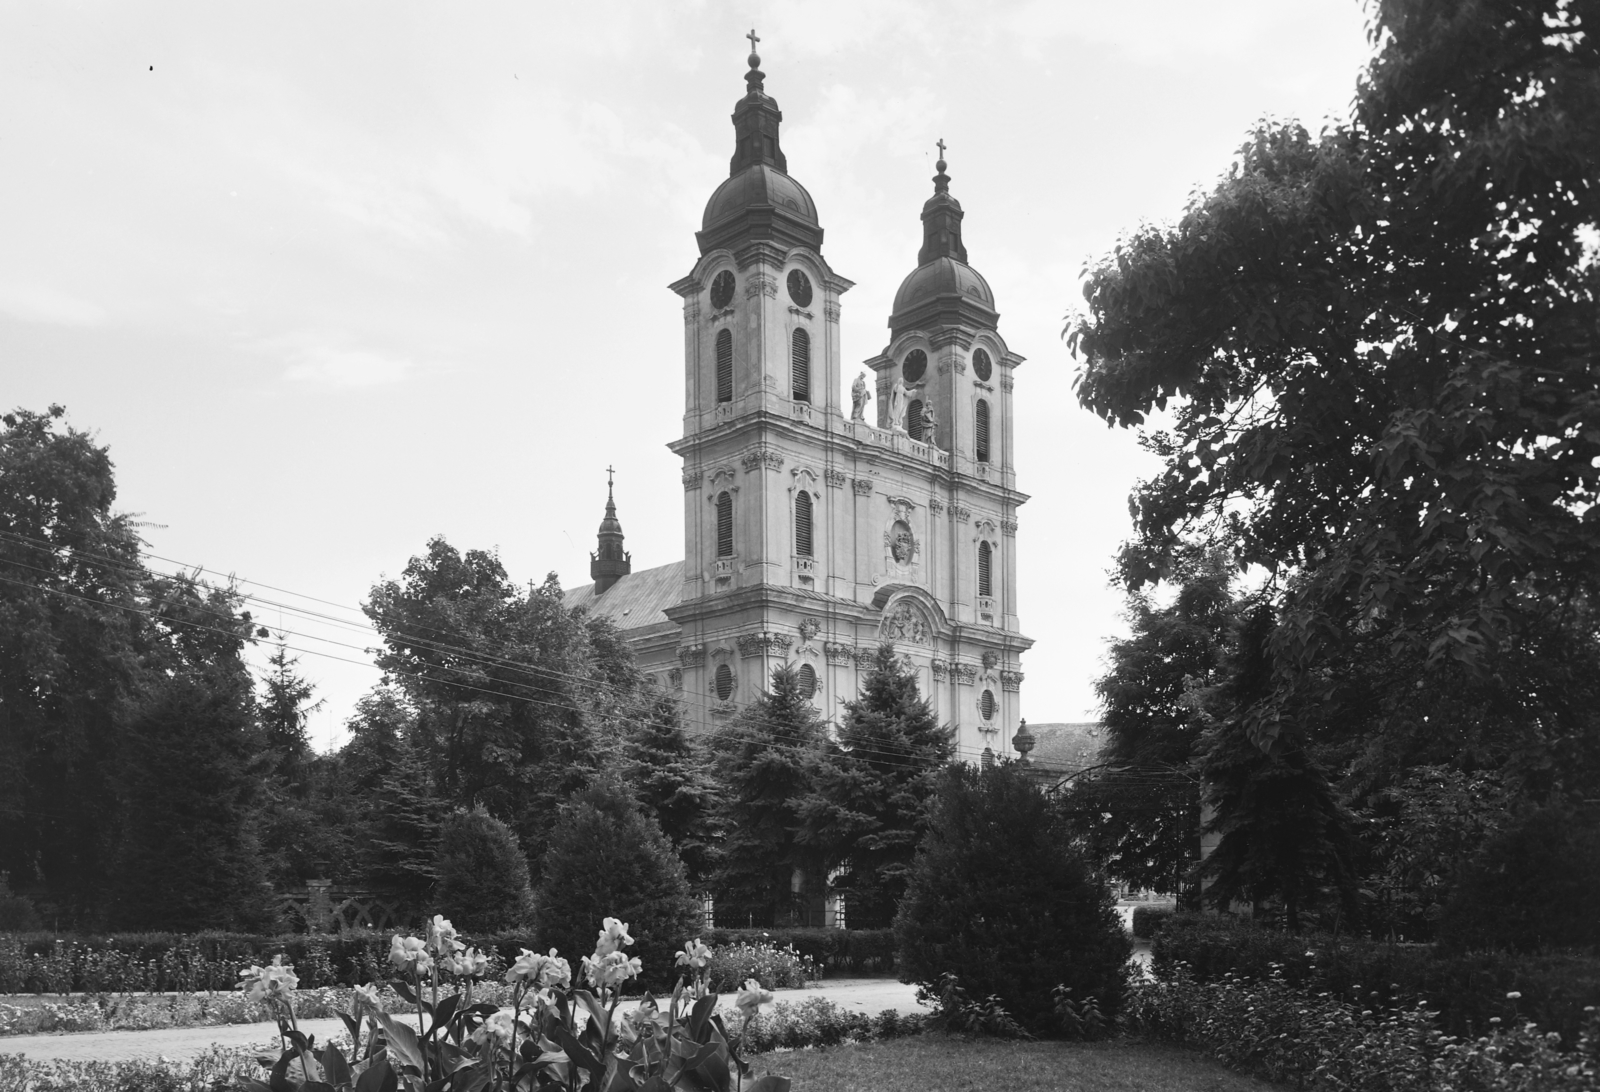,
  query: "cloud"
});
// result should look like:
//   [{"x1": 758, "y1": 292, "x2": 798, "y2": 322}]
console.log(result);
[
  {"x1": 0, "y1": 284, "x2": 106, "y2": 326},
  {"x1": 283, "y1": 344, "x2": 413, "y2": 387}
]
